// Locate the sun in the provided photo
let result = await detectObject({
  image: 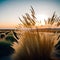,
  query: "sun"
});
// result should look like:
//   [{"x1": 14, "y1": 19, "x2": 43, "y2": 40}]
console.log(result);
[{"x1": 35, "y1": 14, "x2": 48, "y2": 25}]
